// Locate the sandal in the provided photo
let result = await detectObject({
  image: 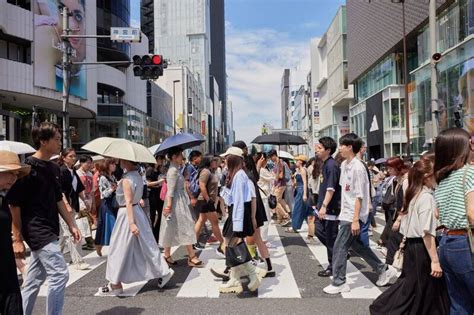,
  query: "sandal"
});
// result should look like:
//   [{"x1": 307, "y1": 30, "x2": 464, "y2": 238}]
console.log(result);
[
  {"x1": 188, "y1": 255, "x2": 205, "y2": 268},
  {"x1": 96, "y1": 283, "x2": 123, "y2": 296},
  {"x1": 164, "y1": 256, "x2": 177, "y2": 266}
]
